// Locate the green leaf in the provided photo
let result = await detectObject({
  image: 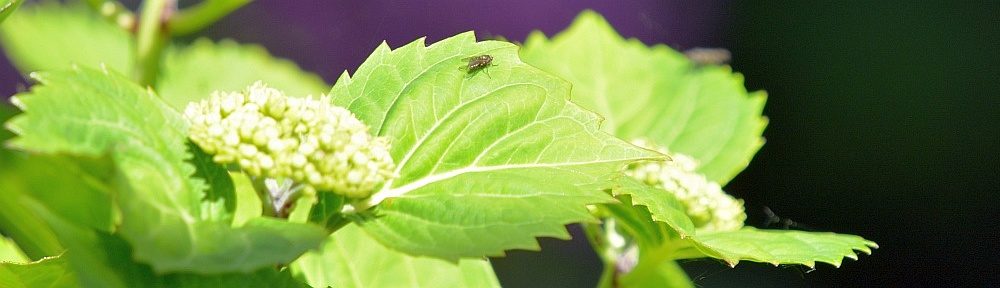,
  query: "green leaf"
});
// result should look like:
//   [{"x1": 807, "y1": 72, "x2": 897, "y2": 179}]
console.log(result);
[
  {"x1": 0, "y1": 237, "x2": 28, "y2": 264},
  {"x1": 331, "y1": 32, "x2": 662, "y2": 259},
  {"x1": 2, "y1": 153, "x2": 115, "y2": 233},
  {"x1": 610, "y1": 177, "x2": 694, "y2": 239},
  {"x1": 28, "y1": 203, "x2": 306, "y2": 288},
  {"x1": 0, "y1": 0, "x2": 23, "y2": 24},
  {"x1": 684, "y1": 228, "x2": 879, "y2": 268},
  {"x1": 158, "y1": 39, "x2": 328, "y2": 111},
  {"x1": 6, "y1": 67, "x2": 326, "y2": 273},
  {"x1": 0, "y1": 2, "x2": 132, "y2": 74},
  {"x1": 521, "y1": 10, "x2": 767, "y2": 184},
  {"x1": 0, "y1": 254, "x2": 77, "y2": 288},
  {"x1": 230, "y1": 172, "x2": 263, "y2": 226},
  {"x1": 0, "y1": 147, "x2": 63, "y2": 259},
  {"x1": 189, "y1": 143, "x2": 236, "y2": 223},
  {"x1": 292, "y1": 224, "x2": 501, "y2": 288},
  {"x1": 620, "y1": 260, "x2": 692, "y2": 288}
]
